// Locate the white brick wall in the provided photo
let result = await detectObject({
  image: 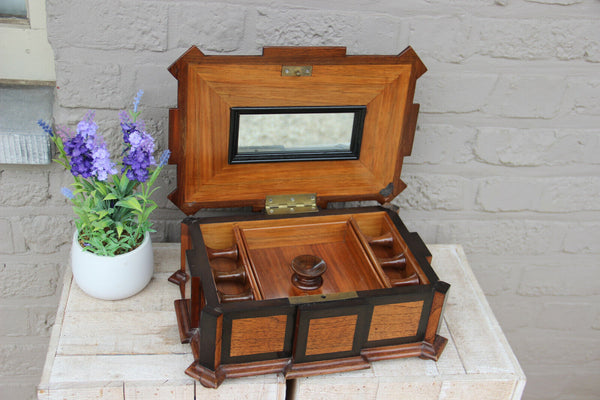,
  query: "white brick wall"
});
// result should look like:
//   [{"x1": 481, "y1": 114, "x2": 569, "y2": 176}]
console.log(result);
[{"x1": 1, "y1": 1, "x2": 598, "y2": 399}]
